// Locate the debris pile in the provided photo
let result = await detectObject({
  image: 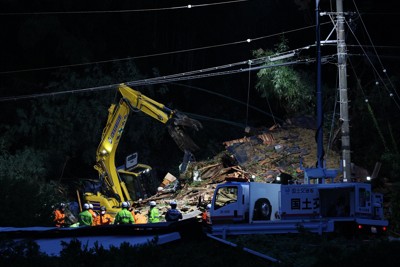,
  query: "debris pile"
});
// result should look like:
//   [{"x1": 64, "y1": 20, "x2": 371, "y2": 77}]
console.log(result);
[{"x1": 141, "y1": 123, "x2": 343, "y2": 218}]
